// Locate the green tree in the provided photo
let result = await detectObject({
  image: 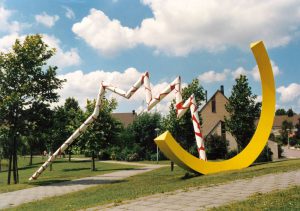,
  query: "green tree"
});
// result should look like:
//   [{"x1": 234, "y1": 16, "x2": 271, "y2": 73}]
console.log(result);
[
  {"x1": 275, "y1": 108, "x2": 287, "y2": 116},
  {"x1": 280, "y1": 120, "x2": 293, "y2": 145},
  {"x1": 205, "y1": 134, "x2": 228, "y2": 160},
  {"x1": 0, "y1": 34, "x2": 65, "y2": 184},
  {"x1": 295, "y1": 118, "x2": 300, "y2": 139},
  {"x1": 225, "y1": 75, "x2": 261, "y2": 150},
  {"x1": 63, "y1": 98, "x2": 83, "y2": 162},
  {"x1": 287, "y1": 108, "x2": 295, "y2": 117},
  {"x1": 24, "y1": 102, "x2": 52, "y2": 166},
  {"x1": 127, "y1": 112, "x2": 162, "y2": 160},
  {"x1": 162, "y1": 78, "x2": 205, "y2": 156},
  {"x1": 80, "y1": 98, "x2": 119, "y2": 171}
]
